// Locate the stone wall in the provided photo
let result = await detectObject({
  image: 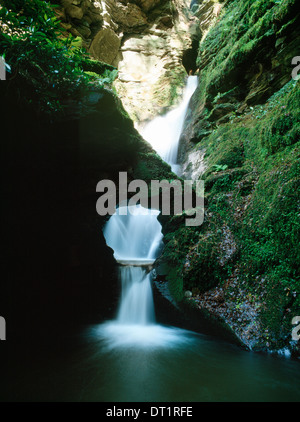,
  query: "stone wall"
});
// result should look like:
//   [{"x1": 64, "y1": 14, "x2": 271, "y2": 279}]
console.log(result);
[{"x1": 56, "y1": 0, "x2": 207, "y2": 123}]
